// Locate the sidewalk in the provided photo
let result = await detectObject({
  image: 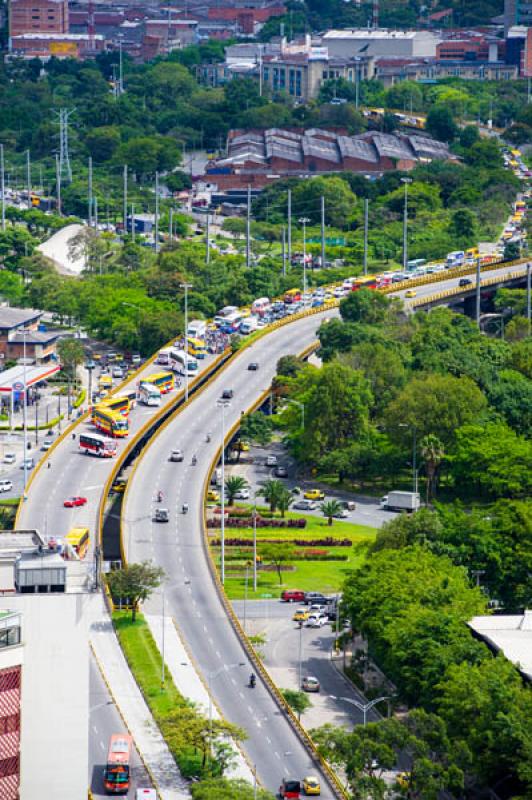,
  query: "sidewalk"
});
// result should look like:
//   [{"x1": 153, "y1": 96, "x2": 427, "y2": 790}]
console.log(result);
[
  {"x1": 89, "y1": 596, "x2": 189, "y2": 800},
  {"x1": 145, "y1": 613, "x2": 254, "y2": 783}
]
